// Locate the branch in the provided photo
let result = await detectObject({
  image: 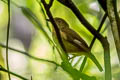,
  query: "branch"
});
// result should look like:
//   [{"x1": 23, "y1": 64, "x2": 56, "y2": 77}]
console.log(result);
[{"x1": 0, "y1": 66, "x2": 28, "y2": 80}]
